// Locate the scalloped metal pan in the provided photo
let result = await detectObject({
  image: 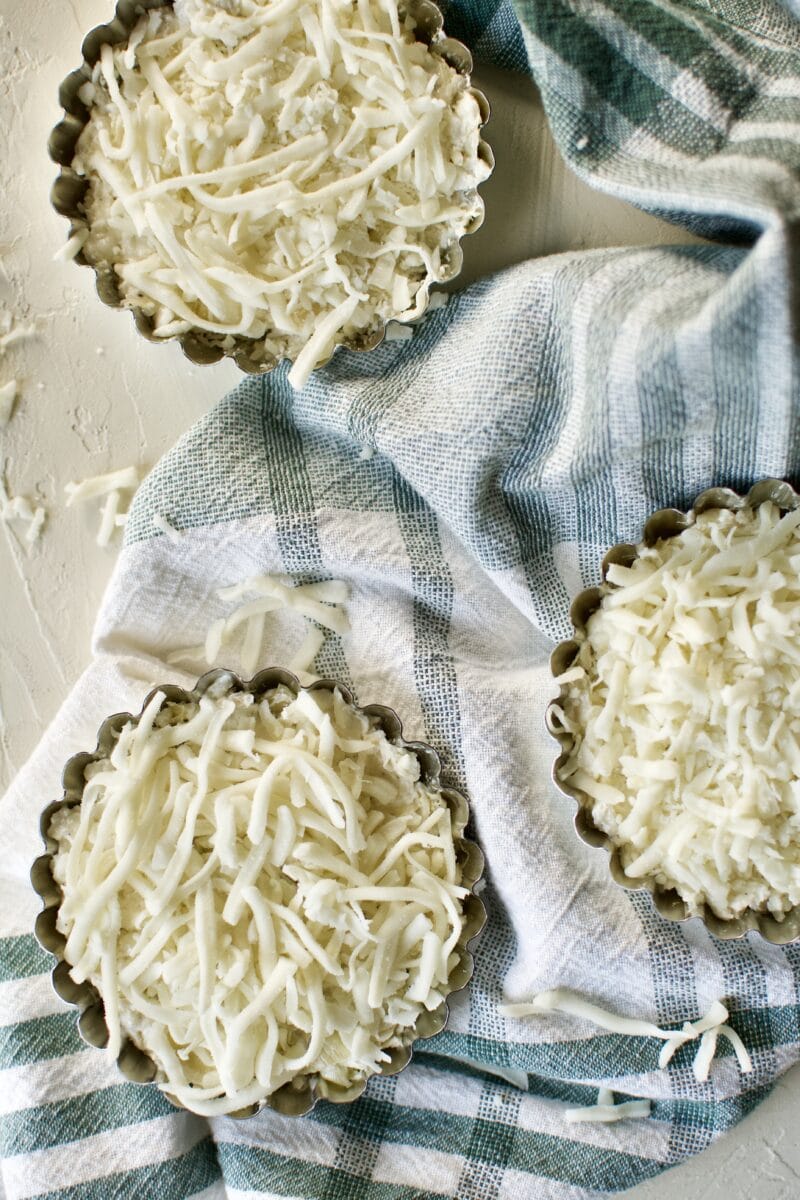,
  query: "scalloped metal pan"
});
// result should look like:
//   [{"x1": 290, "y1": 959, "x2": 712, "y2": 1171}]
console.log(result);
[
  {"x1": 49, "y1": 0, "x2": 493, "y2": 375},
  {"x1": 546, "y1": 478, "x2": 800, "y2": 945},
  {"x1": 32, "y1": 667, "x2": 486, "y2": 1117}
]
